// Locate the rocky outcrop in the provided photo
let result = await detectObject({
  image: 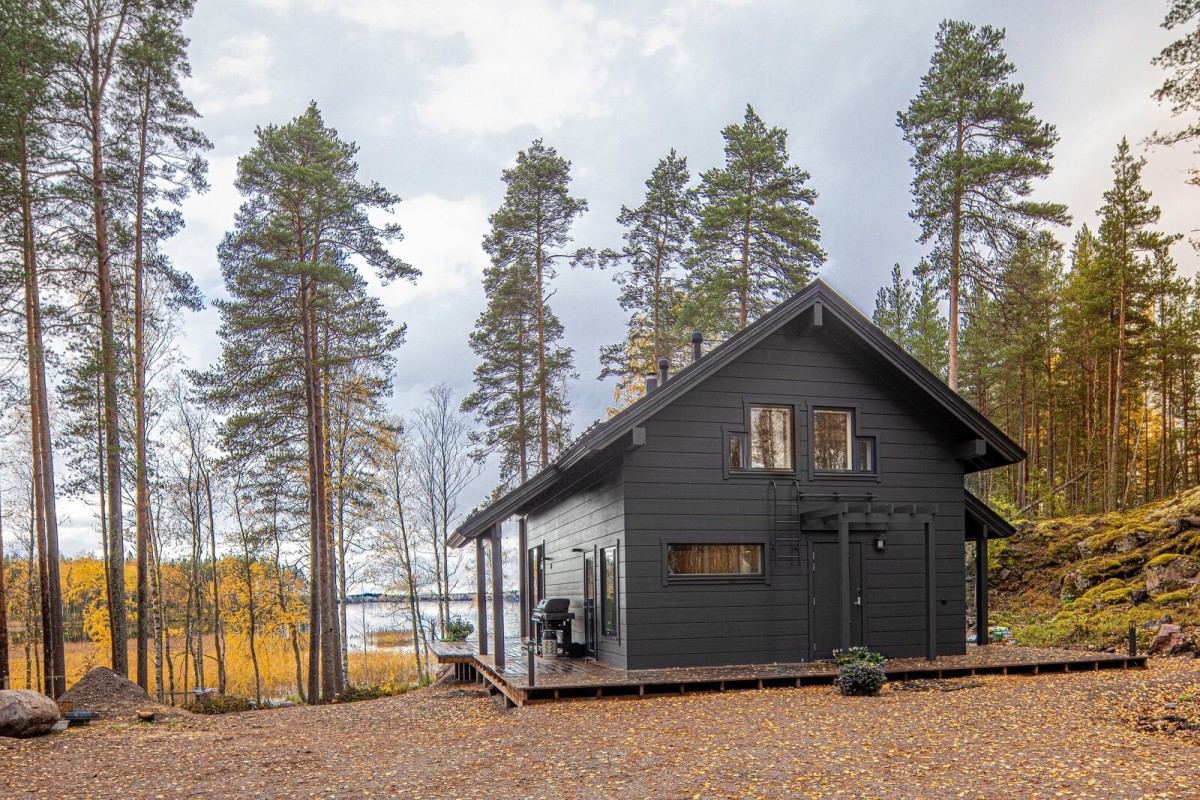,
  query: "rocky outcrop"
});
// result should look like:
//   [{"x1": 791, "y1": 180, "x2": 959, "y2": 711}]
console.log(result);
[
  {"x1": 0, "y1": 690, "x2": 62, "y2": 738},
  {"x1": 1144, "y1": 554, "x2": 1200, "y2": 596}
]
